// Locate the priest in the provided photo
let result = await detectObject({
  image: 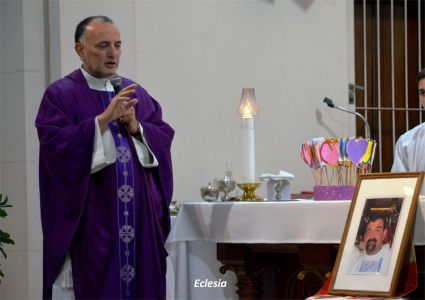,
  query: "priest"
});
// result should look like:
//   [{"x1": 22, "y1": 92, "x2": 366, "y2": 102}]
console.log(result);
[{"x1": 35, "y1": 15, "x2": 174, "y2": 299}]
